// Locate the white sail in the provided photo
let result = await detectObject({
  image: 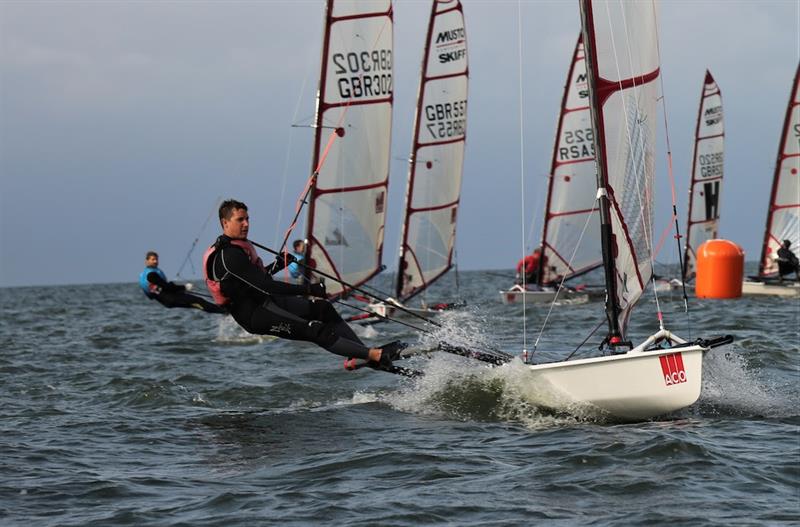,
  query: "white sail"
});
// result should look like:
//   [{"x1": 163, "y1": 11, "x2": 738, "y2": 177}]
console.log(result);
[
  {"x1": 757, "y1": 63, "x2": 800, "y2": 277},
  {"x1": 305, "y1": 0, "x2": 394, "y2": 299},
  {"x1": 395, "y1": 0, "x2": 468, "y2": 301},
  {"x1": 581, "y1": 0, "x2": 660, "y2": 337},
  {"x1": 683, "y1": 70, "x2": 724, "y2": 282},
  {"x1": 538, "y1": 34, "x2": 601, "y2": 285}
]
